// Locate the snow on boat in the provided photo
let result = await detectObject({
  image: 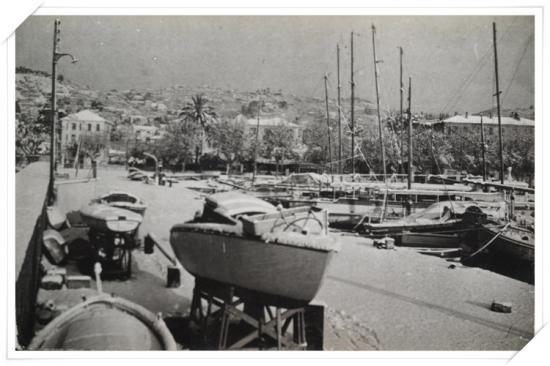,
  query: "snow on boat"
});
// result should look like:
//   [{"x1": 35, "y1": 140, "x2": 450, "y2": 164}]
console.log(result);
[
  {"x1": 93, "y1": 191, "x2": 147, "y2": 215},
  {"x1": 170, "y1": 192, "x2": 339, "y2": 307},
  {"x1": 80, "y1": 203, "x2": 143, "y2": 233},
  {"x1": 79, "y1": 203, "x2": 142, "y2": 277},
  {"x1": 28, "y1": 294, "x2": 177, "y2": 350},
  {"x1": 357, "y1": 201, "x2": 480, "y2": 238}
]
